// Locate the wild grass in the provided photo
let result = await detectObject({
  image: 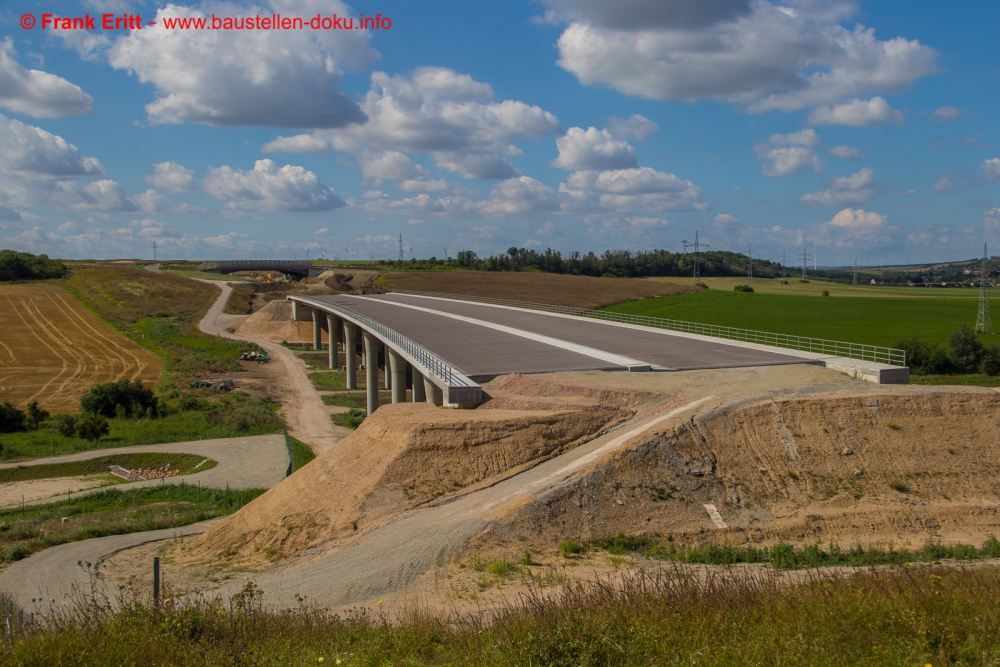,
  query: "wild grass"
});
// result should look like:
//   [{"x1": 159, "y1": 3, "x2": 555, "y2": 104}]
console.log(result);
[
  {"x1": 222, "y1": 284, "x2": 255, "y2": 314},
  {"x1": 0, "y1": 484, "x2": 265, "y2": 563},
  {"x1": 8, "y1": 565, "x2": 1000, "y2": 665},
  {"x1": 331, "y1": 409, "x2": 366, "y2": 430},
  {"x1": 321, "y1": 391, "x2": 392, "y2": 409},
  {"x1": 310, "y1": 371, "x2": 376, "y2": 391},
  {"x1": 287, "y1": 436, "x2": 315, "y2": 470},
  {"x1": 605, "y1": 289, "x2": 999, "y2": 349},
  {"x1": 0, "y1": 453, "x2": 214, "y2": 484}
]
